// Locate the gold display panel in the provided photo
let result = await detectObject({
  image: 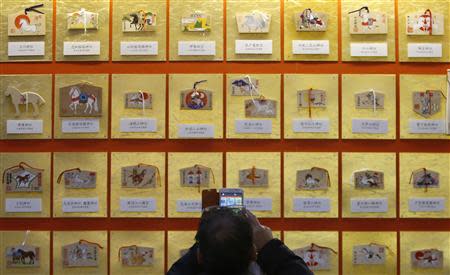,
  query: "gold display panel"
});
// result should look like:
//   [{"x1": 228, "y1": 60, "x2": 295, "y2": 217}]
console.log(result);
[
  {"x1": 167, "y1": 231, "x2": 196, "y2": 268},
  {"x1": 110, "y1": 152, "x2": 165, "y2": 218},
  {"x1": 111, "y1": 74, "x2": 166, "y2": 139}
]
